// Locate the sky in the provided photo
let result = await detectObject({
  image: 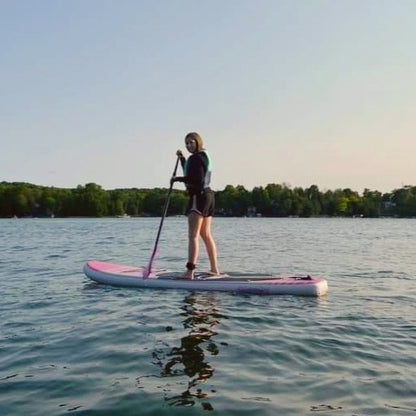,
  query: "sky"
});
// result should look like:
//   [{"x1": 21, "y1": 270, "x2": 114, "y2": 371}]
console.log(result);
[{"x1": 1, "y1": 0, "x2": 415, "y2": 194}]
